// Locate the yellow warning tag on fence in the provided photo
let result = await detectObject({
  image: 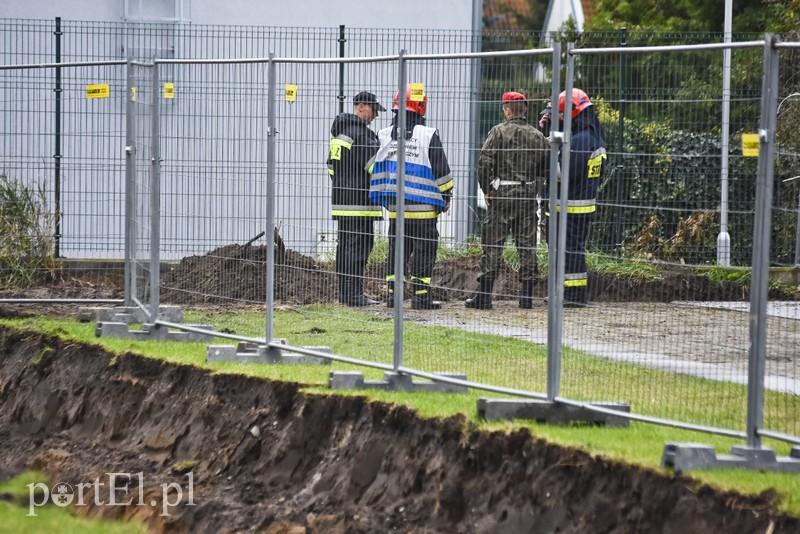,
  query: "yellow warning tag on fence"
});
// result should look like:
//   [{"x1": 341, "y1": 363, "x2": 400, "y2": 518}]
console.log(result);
[
  {"x1": 86, "y1": 84, "x2": 109, "y2": 99},
  {"x1": 131, "y1": 87, "x2": 137, "y2": 102},
  {"x1": 285, "y1": 84, "x2": 298, "y2": 102},
  {"x1": 163, "y1": 83, "x2": 175, "y2": 99},
  {"x1": 742, "y1": 133, "x2": 759, "y2": 157},
  {"x1": 409, "y1": 82, "x2": 425, "y2": 101}
]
